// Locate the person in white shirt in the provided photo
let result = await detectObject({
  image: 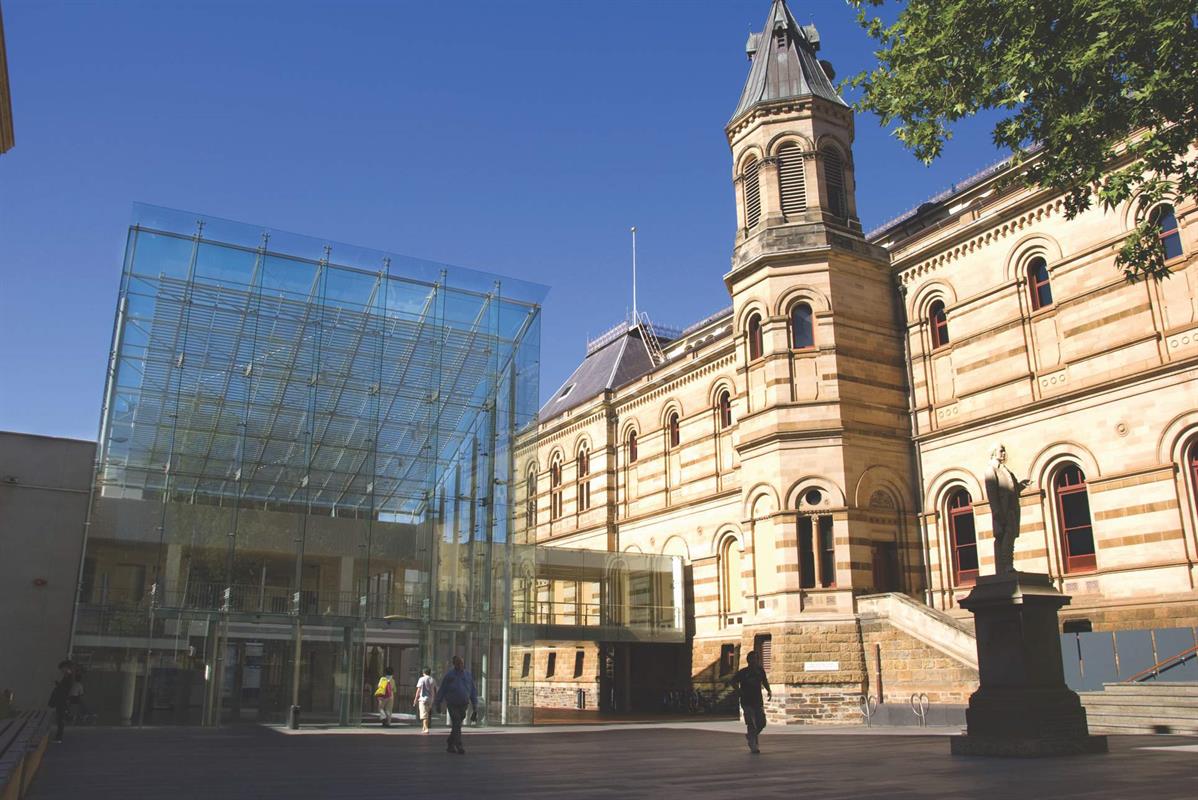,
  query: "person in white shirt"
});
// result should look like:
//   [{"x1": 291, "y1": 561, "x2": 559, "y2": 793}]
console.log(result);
[{"x1": 412, "y1": 668, "x2": 437, "y2": 734}]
